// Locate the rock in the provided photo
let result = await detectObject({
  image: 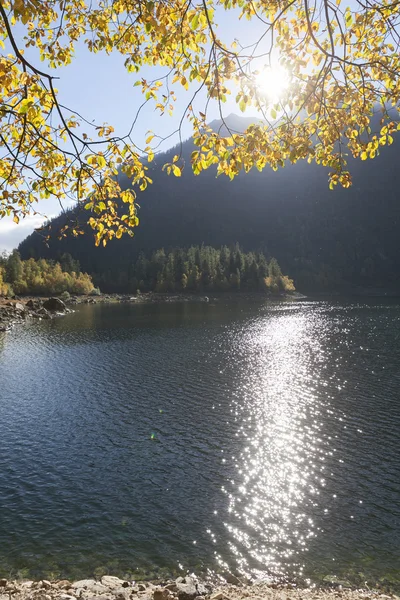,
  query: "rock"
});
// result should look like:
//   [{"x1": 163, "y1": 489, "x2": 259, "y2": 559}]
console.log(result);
[
  {"x1": 164, "y1": 585, "x2": 177, "y2": 592},
  {"x1": 15, "y1": 302, "x2": 25, "y2": 312},
  {"x1": 195, "y1": 584, "x2": 208, "y2": 597},
  {"x1": 72, "y1": 580, "x2": 98, "y2": 590},
  {"x1": 43, "y1": 297, "x2": 67, "y2": 312},
  {"x1": 138, "y1": 585, "x2": 147, "y2": 592},
  {"x1": 86, "y1": 584, "x2": 110, "y2": 595},
  {"x1": 60, "y1": 595, "x2": 77, "y2": 600},
  {"x1": 84, "y1": 595, "x2": 115, "y2": 600},
  {"x1": 100, "y1": 577, "x2": 125, "y2": 589},
  {"x1": 210, "y1": 594, "x2": 226, "y2": 600},
  {"x1": 27, "y1": 299, "x2": 43, "y2": 310},
  {"x1": 57, "y1": 581, "x2": 73, "y2": 589},
  {"x1": 153, "y1": 590, "x2": 169, "y2": 600},
  {"x1": 37, "y1": 307, "x2": 51, "y2": 319},
  {"x1": 0, "y1": 595, "x2": 9, "y2": 600},
  {"x1": 41, "y1": 580, "x2": 52, "y2": 589},
  {"x1": 0, "y1": 580, "x2": 6, "y2": 587},
  {"x1": 113, "y1": 588, "x2": 133, "y2": 600},
  {"x1": 121, "y1": 583, "x2": 130, "y2": 589},
  {"x1": 175, "y1": 578, "x2": 198, "y2": 600}
]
